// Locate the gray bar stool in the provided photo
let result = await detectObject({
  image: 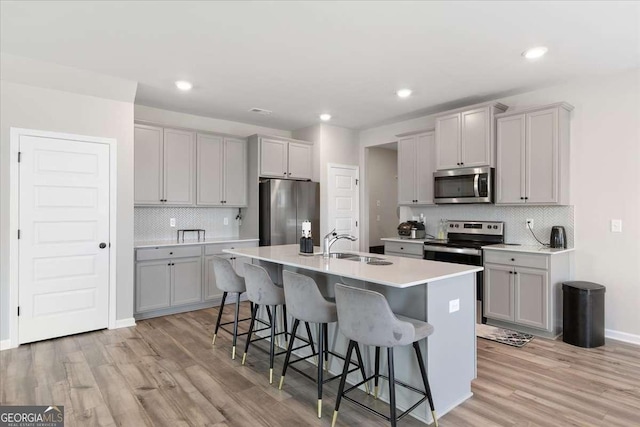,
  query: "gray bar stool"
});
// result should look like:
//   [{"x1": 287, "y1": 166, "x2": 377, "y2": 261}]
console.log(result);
[
  {"x1": 243, "y1": 263, "x2": 314, "y2": 384},
  {"x1": 211, "y1": 256, "x2": 252, "y2": 360},
  {"x1": 279, "y1": 270, "x2": 368, "y2": 419},
  {"x1": 332, "y1": 283, "x2": 438, "y2": 427}
]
